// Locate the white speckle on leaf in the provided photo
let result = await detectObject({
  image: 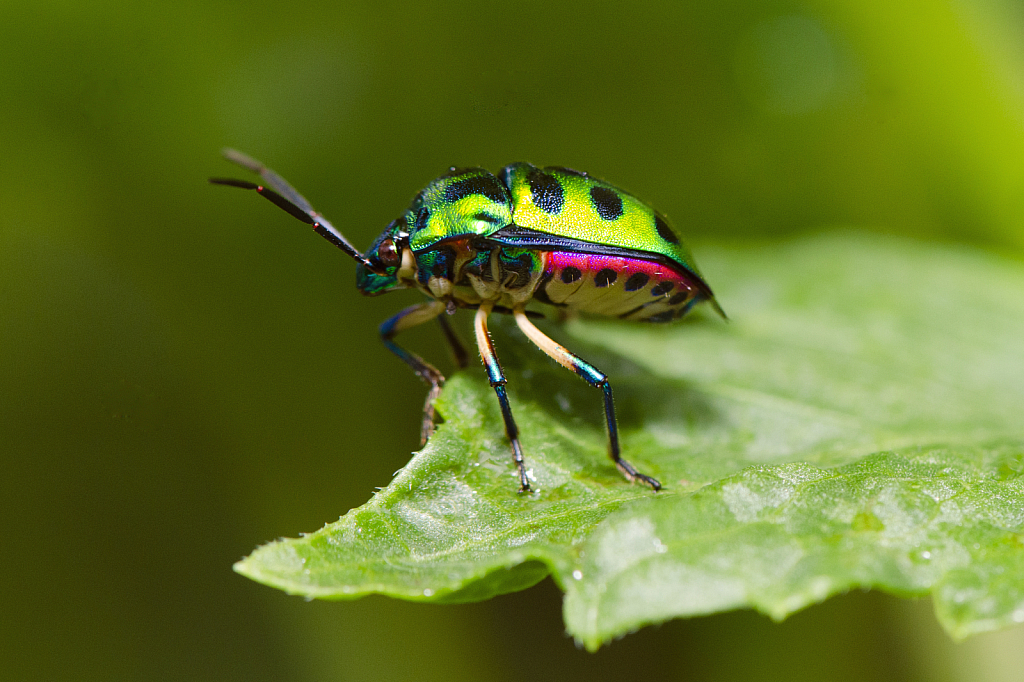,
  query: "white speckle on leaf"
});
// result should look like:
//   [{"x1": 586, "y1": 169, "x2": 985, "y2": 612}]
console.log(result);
[
  {"x1": 595, "y1": 518, "x2": 665, "y2": 575},
  {"x1": 423, "y1": 588, "x2": 433, "y2": 597},
  {"x1": 722, "y1": 481, "x2": 792, "y2": 522},
  {"x1": 573, "y1": 570, "x2": 583, "y2": 580},
  {"x1": 507, "y1": 533, "x2": 538, "y2": 548},
  {"x1": 613, "y1": 561, "x2": 749, "y2": 621}
]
